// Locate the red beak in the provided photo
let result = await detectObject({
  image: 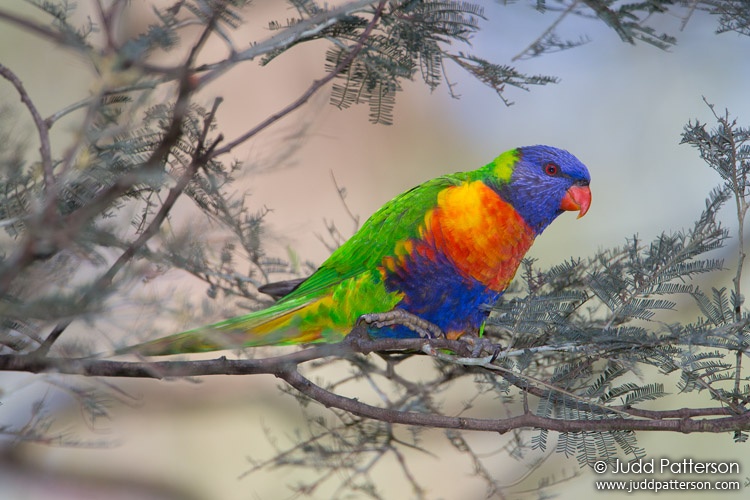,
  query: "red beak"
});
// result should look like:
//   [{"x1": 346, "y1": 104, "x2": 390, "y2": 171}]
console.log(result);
[{"x1": 560, "y1": 184, "x2": 591, "y2": 218}]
